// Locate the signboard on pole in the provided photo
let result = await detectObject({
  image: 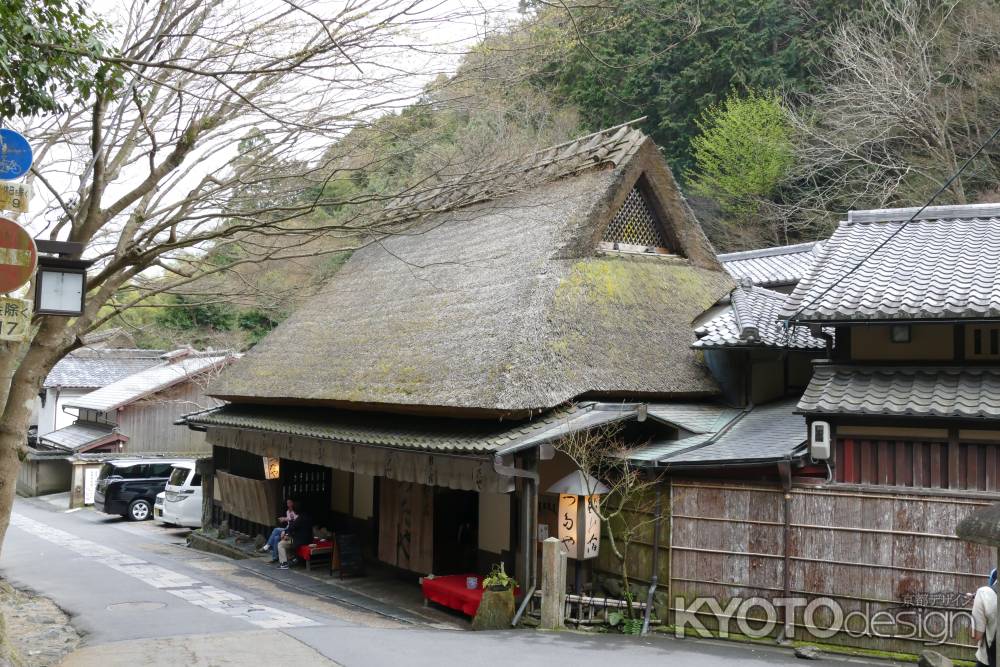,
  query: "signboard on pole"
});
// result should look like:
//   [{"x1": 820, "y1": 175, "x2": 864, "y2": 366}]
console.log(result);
[
  {"x1": 0, "y1": 296, "x2": 32, "y2": 342},
  {"x1": 0, "y1": 218, "x2": 36, "y2": 293},
  {"x1": 0, "y1": 182, "x2": 31, "y2": 213},
  {"x1": 558, "y1": 493, "x2": 602, "y2": 560},
  {"x1": 0, "y1": 129, "x2": 33, "y2": 180}
]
